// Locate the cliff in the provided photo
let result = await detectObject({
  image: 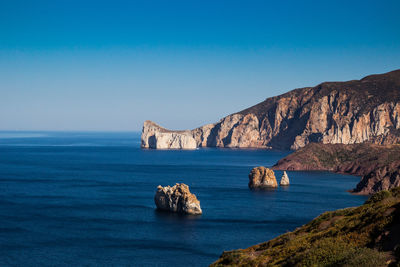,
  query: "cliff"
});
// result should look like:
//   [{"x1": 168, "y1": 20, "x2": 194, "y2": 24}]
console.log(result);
[
  {"x1": 272, "y1": 143, "x2": 400, "y2": 195},
  {"x1": 141, "y1": 120, "x2": 197, "y2": 149},
  {"x1": 211, "y1": 187, "x2": 400, "y2": 266},
  {"x1": 142, "y1": 69, "x2": 400, "y2": 149}
]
